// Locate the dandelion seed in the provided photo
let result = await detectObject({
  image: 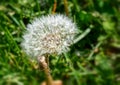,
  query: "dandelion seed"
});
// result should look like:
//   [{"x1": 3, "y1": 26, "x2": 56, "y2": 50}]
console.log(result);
[{"x1": 21, "y1": 14, "x2": 78, "y2": 59}]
